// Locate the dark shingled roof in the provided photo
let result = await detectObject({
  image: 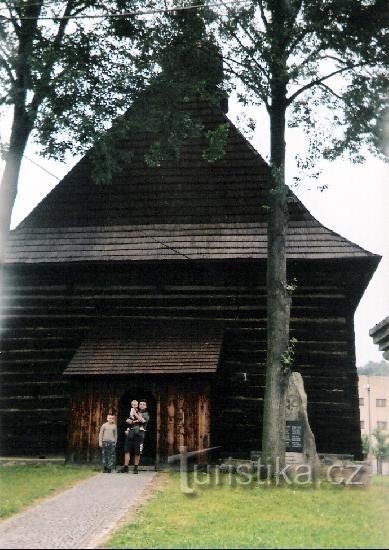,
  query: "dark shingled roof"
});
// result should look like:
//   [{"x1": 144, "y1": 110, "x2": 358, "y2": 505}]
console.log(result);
[
  {"x1": 7, "y1": 220, "x2": 373, "y2": 263},
  {"x1": 6, "y1": 101, "x2": 377, "y2": 264},
  {"x1": 64, "y1": 330, "x2": 223, "y2": 375}
]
